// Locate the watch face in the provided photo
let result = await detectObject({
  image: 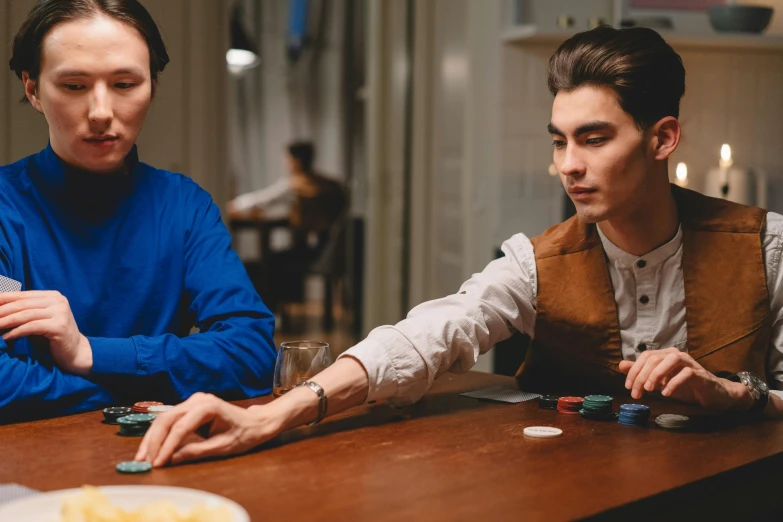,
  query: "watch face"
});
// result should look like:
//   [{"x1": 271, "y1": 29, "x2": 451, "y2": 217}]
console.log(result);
[{"x1": 739, "y1": 371, "x2": 769, "y2": 398}]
